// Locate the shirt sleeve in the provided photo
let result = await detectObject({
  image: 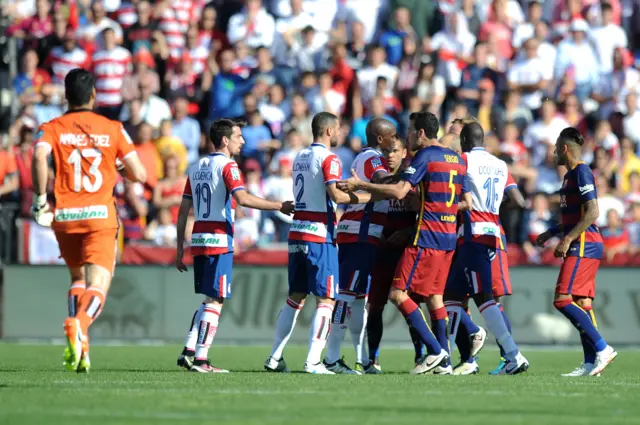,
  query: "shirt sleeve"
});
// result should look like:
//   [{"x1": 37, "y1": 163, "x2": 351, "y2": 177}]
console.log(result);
[
  {"x1": 461, "y1": 170, "x2": 469, "y2": 194},
  {"x1": 401, "y1": 149, "x2": 428, "y2": 187},
  {"x1": 321, "y1": 154, "x2": 342, "y2": 185},
  {"x1": 363, "y1": 155, "x2": 388, "y2": 180},
  {"x1": 222, "y1": 161, "x2": 246, "y2": 194},
  {"x1": 575, "y1": 165, "x2": 598, "y2": 203},
  {"x1": 34, "y1": 123, "x2": 54, "y2": 155},
  {"x1": 505, "y1": 171, "x2": 517, "y2": 193},
  {"x1": 183, "y1": 177, "x2": 192, "y2": 198},
  {"x1": 5, "y1": 152, "x2": 17, "y2": 175},
  {"x1": 116, "y1": 123, "x2": 136, "y2": 161}
]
